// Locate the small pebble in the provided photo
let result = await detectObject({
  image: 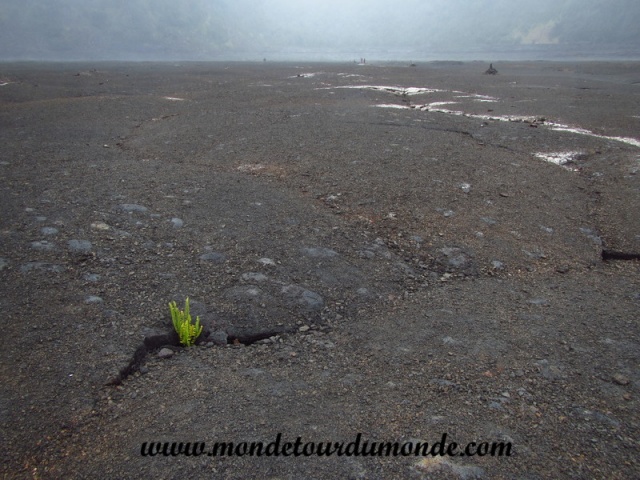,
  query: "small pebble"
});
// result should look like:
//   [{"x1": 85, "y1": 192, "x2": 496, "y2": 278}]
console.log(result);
[
  {"x1": 158, "y1": 348, "x2": 174, "y2": 359},
  {"x1": 118, "y1": 204, "x2": 148, "y2": 213},
  {"x1": 31, "y1": 240, "x2": 55, "y2": 251},
  {"x1": 68, "y1": 239, "x2": 92, "y2": 253},
  {"x1": 199, "y1": 252, "x2": 226, "y2": 263},
  {"x1": 613, "y1": 373, "x2": 630, "y2": 386},
  {"x1": 91, "y1": 222, "x2": 110, "y2": 230}
]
